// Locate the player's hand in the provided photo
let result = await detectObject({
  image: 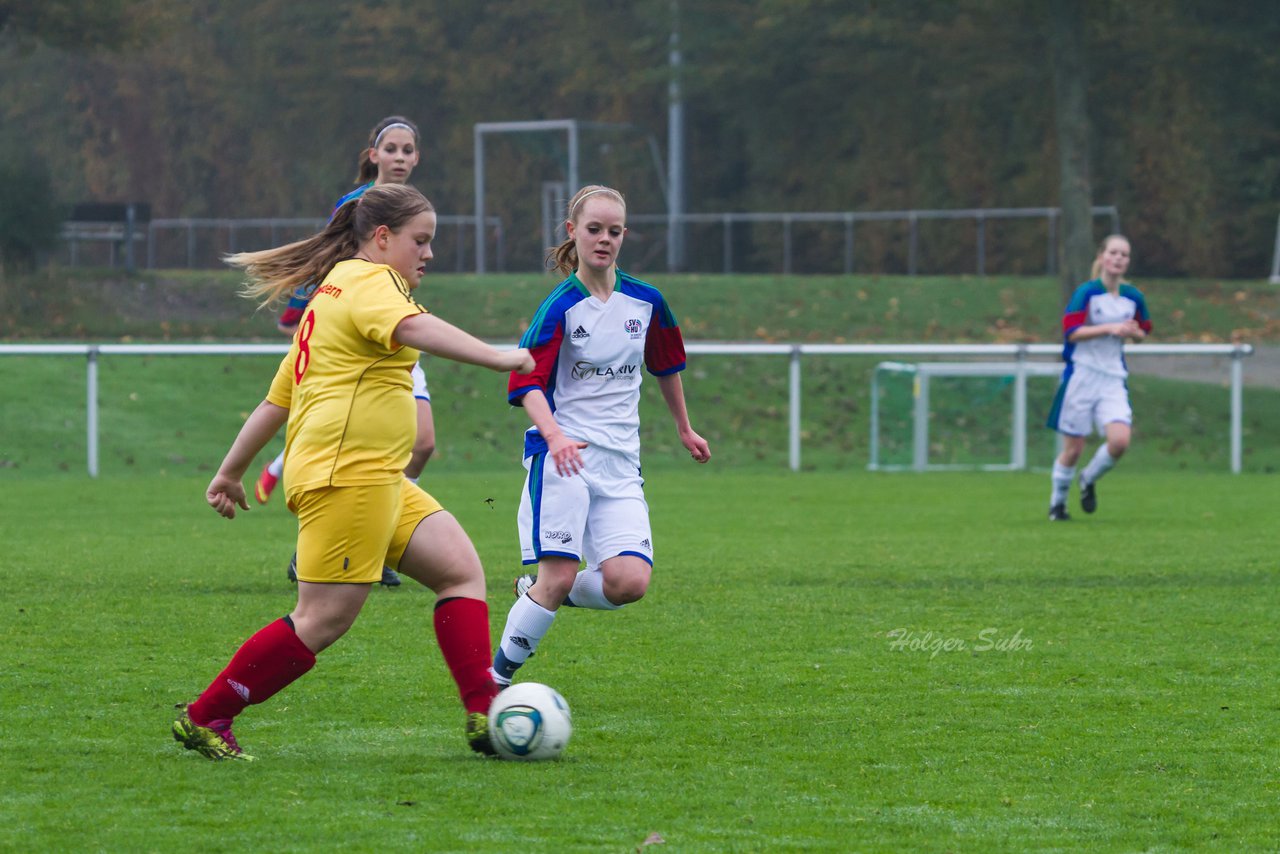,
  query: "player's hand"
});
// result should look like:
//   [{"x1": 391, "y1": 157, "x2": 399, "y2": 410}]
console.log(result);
[
  {"x1": 206, "y1": 473, "x2": 250, "y2": 519},
  {"x1": 1117, "y1": 319, "x2": 1144, "y2": 339},
  {"x1": 547, "y1": 433, "x2": 588, "y2": 477},
  {"x1": 680, "y1": 429, "x2": 712, "y2": 464},
  {"x1": 509, "y1": 348, "x2": 536, "y2": 375}
]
